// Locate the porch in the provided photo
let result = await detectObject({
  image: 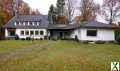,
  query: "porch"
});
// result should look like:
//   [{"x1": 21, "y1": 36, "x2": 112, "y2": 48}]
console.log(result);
[{"x1": 49, "y1": 29, "x2": 73, "y2": 40}]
